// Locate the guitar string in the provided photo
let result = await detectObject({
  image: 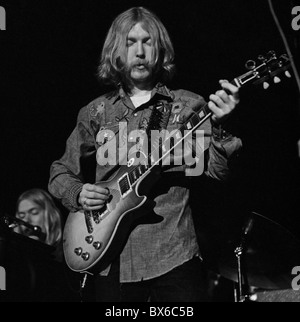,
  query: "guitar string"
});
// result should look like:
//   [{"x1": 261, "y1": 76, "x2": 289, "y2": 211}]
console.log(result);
[
  {"x1": 91, "y1": 88, "x2": 224, "y2": 219},
  {"x1": 89, "y1": 81, "x2": 235, "y2": 219},
  {"x1": 122, "y1": 77, "x2": 241, "y2": 180},
  {"x1": 122, "y1": 99, "x2": 214, "y2": 181},
  {"x1": 122, "y1": 56, "x2": 289, "y2": 182}
]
